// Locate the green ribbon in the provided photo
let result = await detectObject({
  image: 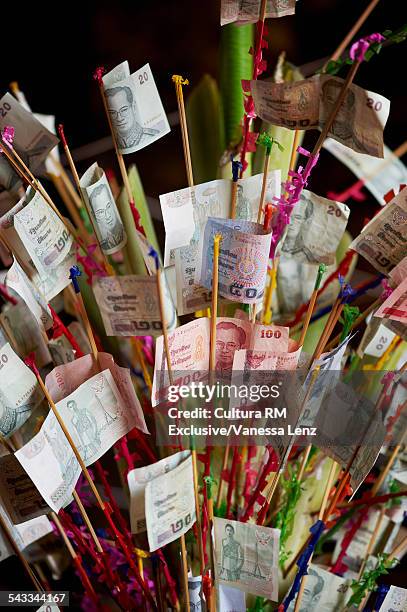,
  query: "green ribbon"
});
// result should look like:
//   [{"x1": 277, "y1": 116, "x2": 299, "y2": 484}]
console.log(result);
[
  {"x1": 339, "y1": 304, "x2": 360, "y2": 343},
  {"x1": 256, "y1": 132, "x2": 284, "y2": 156},
  {"x1": 346, "y1": 554, "x2": 397, "y2": 607}
]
